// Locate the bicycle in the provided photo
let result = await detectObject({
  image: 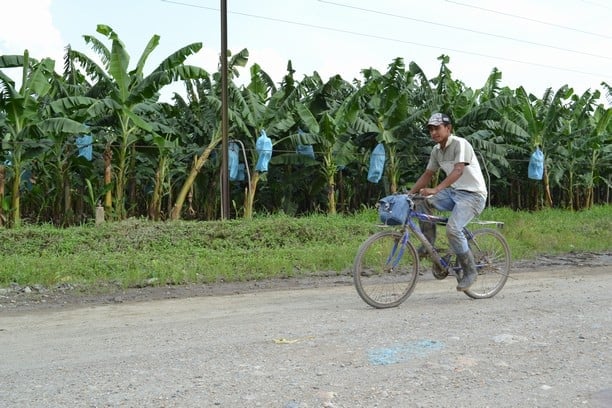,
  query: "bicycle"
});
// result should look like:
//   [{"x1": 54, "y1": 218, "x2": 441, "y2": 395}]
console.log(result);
[{"x1": 353, "y1": 194, "x2": 511, "y2": 309}]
